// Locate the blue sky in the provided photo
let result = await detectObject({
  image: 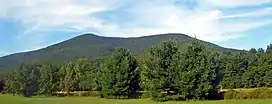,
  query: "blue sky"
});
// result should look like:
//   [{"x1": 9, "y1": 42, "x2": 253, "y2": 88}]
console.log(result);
[{"x1": 0, "y1": 0, "x2": 272, "y2": 56}]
